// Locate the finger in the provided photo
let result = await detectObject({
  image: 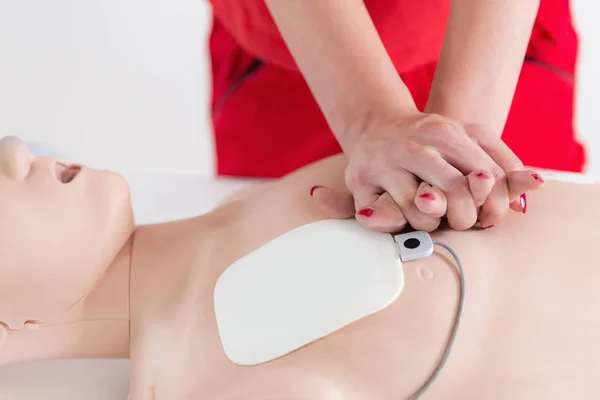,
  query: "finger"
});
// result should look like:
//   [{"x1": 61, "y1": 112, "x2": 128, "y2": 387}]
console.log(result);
[
  {"x1": 507, "y1": 170, "x2": 545, "y2": 212},
  {"x1": 423, "y1": 122, "x2": 510, "y2": 222},
  {"x1": 464, "y1": 124, "x2": 525, "y2": 227},
  {"x1": 415, "y1": 182, "x2": 447, "y2": 218},
  {"x1": 445, "y1": 177, "x2": 479, "y2": 231},
  {"x1": 478, "y1": 177, "x2": 510, "y2": 228},
  {"x1": 358, "y1": 192, "x2": 409, "y2": 233},
  {"x1": 351, "y1": 184, "x2": 381, "y2": 217},
  {"x1": 422, "y1": 123, "x2": 522, "y2": 229},
  {"x1": 398, "y1": 153, "x2": 477, "y2": 230},
  {"x1": 310, "y1": 185, "x2": 355, "y2": 219},
  {"x1": 398, "y1": 154, "x2": 478, "y2": 230},
  {"x1": 403, "y1": 201, "x2": 442, "y2": 232},
  {"x1": 467, "y1": 170, "x2": 496, "y2": 207},
  {"x1": 399, "y1": 142, "x2": 470, "y2": 192},
  {"x1": 466, "y1": 123, "x2": 524, "y2": 173},
  {"x1": 379, "y1": 172, "x2": 442, "y2": 232},
  {"x1": 416, "y1": 116, "x2": 501, "y2": 175}
]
